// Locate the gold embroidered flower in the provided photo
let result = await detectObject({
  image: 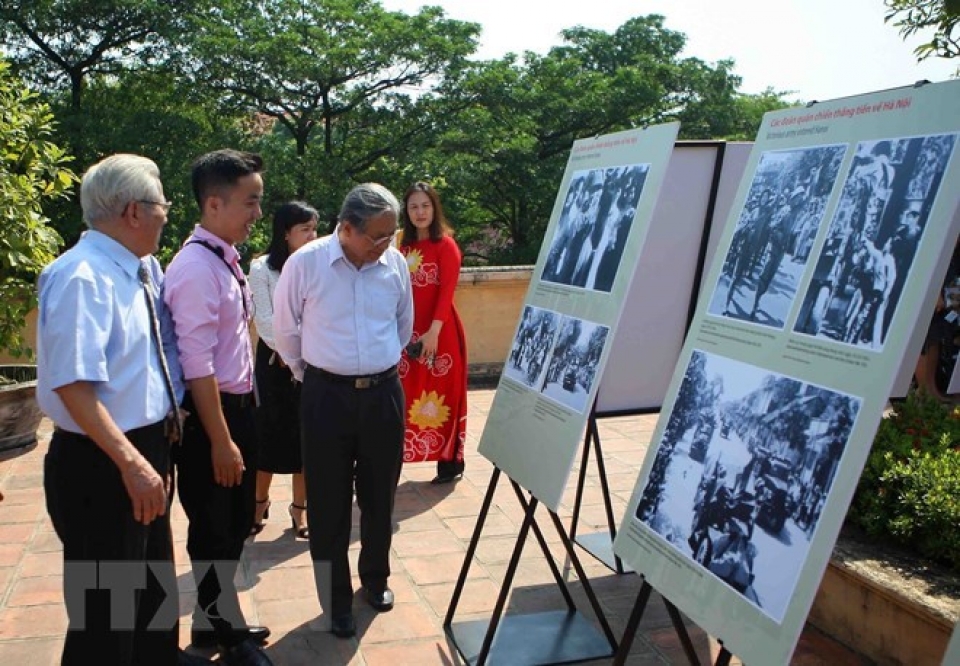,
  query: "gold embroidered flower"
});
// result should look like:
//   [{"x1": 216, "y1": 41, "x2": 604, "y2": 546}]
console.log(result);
[
  {"x1": 406, "y1": 248, "x2": 423, "y2": 274},
  {"x1": 408, "y1": 390, "x2": 450, "y2": 429}
]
